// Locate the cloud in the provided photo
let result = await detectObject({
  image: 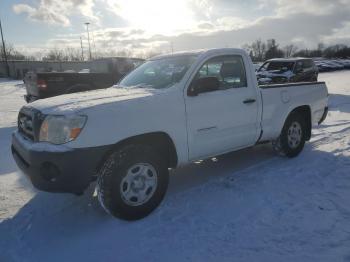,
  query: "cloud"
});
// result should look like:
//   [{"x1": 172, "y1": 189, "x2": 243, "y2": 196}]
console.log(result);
[
  {"x1": 12, "y1": 0, "x2": 350, "y2": 57},
  {"x1": 89, "y1": 0, "x2": 350, "y2": 53},
  {"x1": 13, "y1": 0, "x2": 98, "y2": 27}
]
